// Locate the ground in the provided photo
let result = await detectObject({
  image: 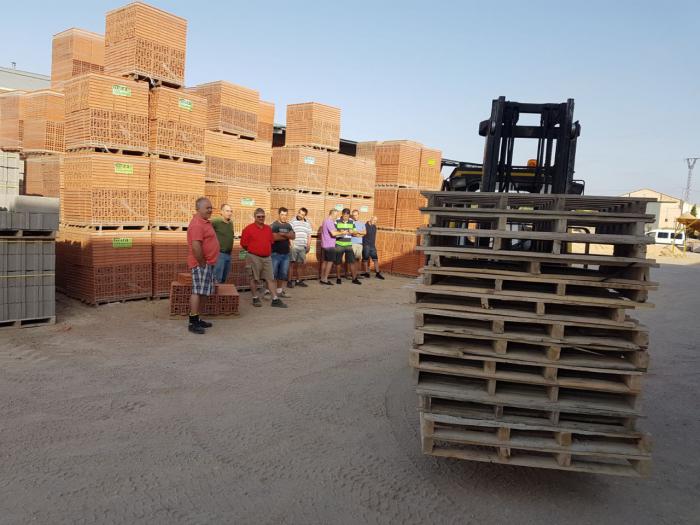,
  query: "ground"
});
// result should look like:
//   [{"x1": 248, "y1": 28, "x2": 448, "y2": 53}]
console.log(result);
[{"x1": 1, "y1": 257, "x2": 699, "y2": 525}]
